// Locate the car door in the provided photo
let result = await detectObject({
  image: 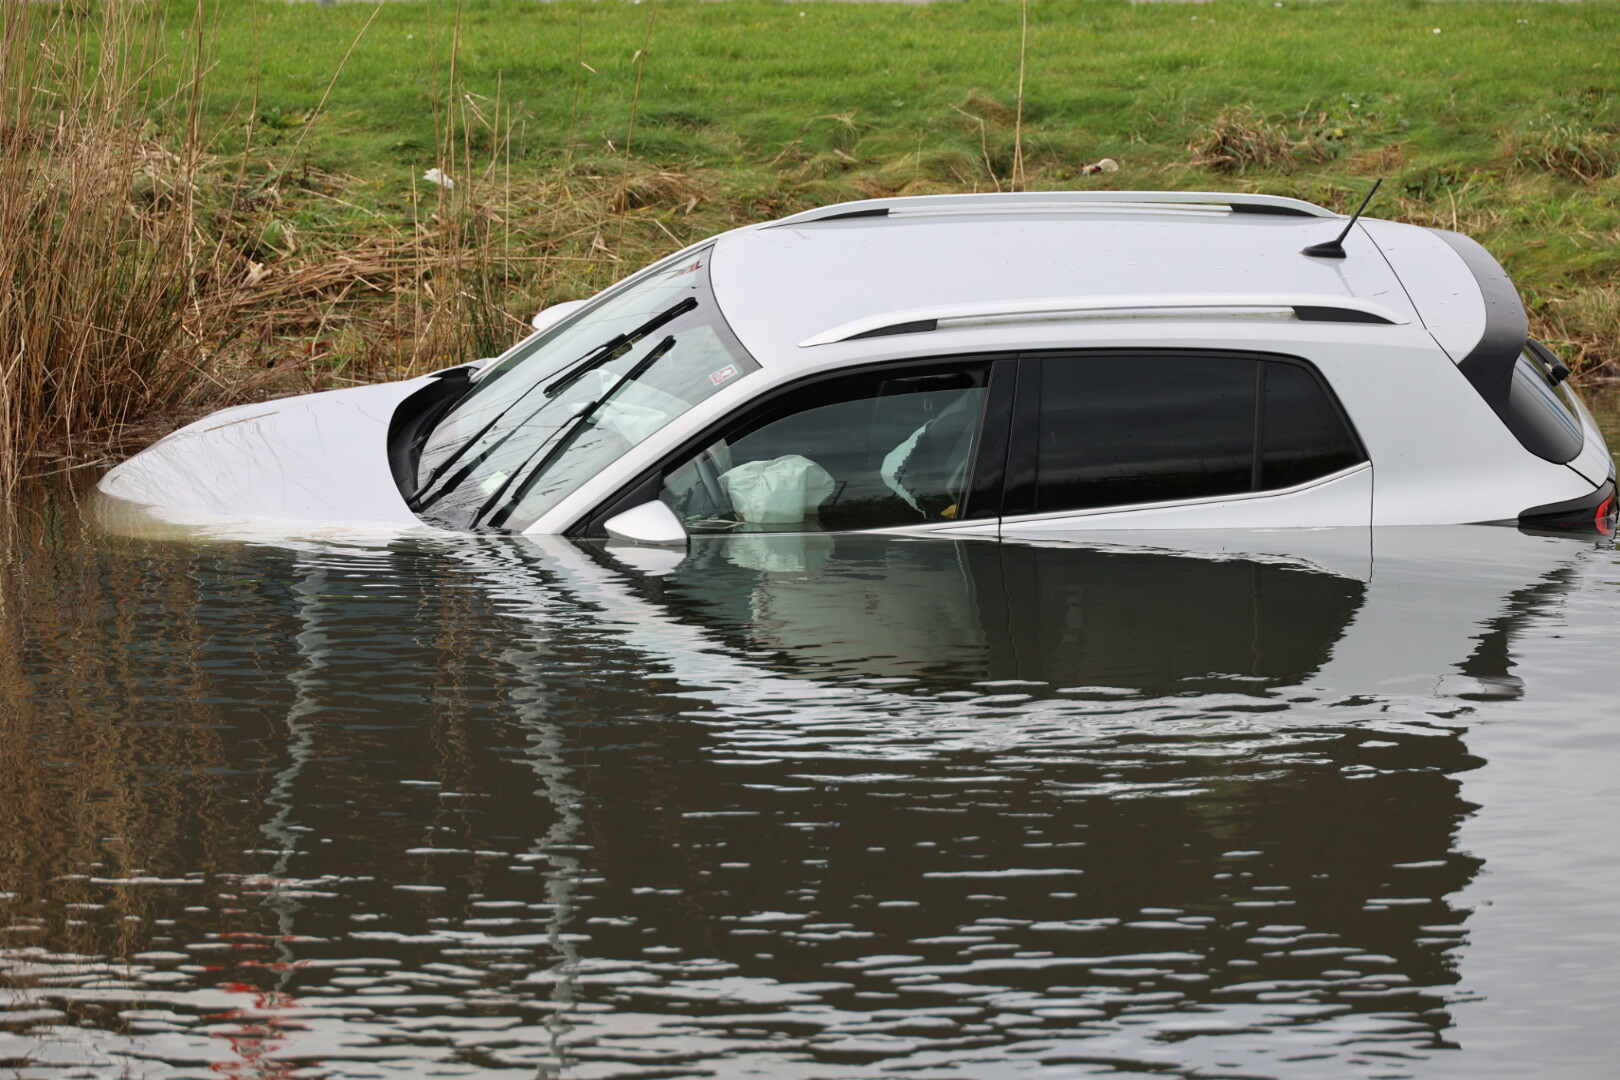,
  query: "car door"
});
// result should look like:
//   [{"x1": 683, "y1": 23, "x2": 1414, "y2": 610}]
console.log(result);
[
  {"x1": 572, "y1": 354, "x2": 1017, "y2": 539},
  {"x1": 998, "y1": 349, "x2": 1373, "y2": 534}
]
